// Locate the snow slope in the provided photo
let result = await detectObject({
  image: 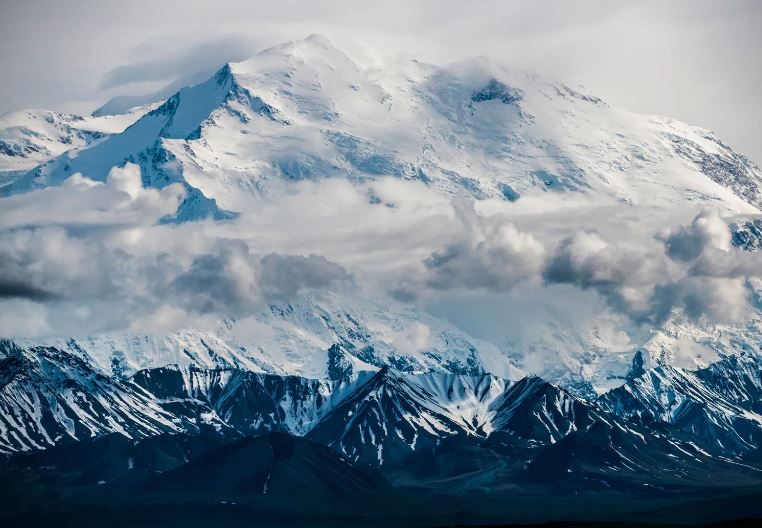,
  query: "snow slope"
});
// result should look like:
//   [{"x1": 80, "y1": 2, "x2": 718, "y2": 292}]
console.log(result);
[
  {"x1": 0, "y1": 104, "x2": 159, "y2": 184},
  {"x1": 24, "y1": 294, "x2": 525, "y2": 383},
  {"x1": 5, "y1": 35, "x2": 761, "y2": 219}
]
